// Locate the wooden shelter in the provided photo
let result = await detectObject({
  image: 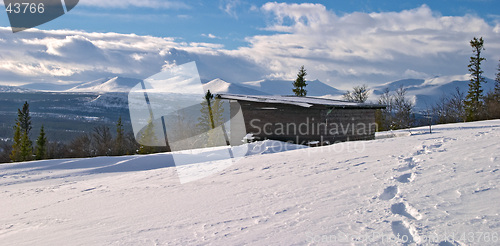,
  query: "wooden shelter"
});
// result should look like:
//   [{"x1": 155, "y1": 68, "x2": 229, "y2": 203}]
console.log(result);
[{"x1": 217, "y1": 94, "x2": 385, "y2": 145}]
